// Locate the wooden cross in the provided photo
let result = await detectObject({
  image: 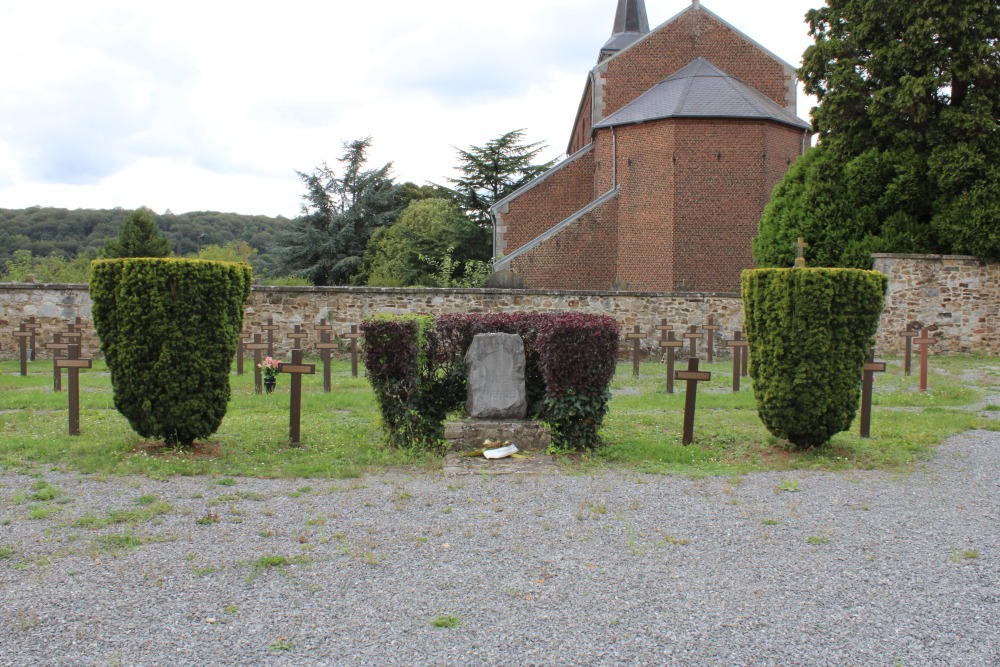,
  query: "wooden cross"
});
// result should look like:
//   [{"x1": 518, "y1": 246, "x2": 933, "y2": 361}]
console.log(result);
[
  {"x1": 625, "y1": 324, "x2": 645, "y2": 377},
  {"x1": 236, "y1": 332, "x2": 252, "y2": 376},
  {"x1": 341, "y1": 325, "x2": 362, "y2": 378},
  {"x1": 859, "y1": 351, "x2": 887, "y2": 438},
  {"x1": 740, "y1": 330, "x2": 749, "y2": 377},
  {"x1": 794, "y1": 237, "x2": 809, "y2": 268},
  {"x1": 54, "y1": 340, "x2": 92, "y2": 436},
  {"x1": 702, "y1": 314, "x2": 720, "y2": 363},
  {"x1": 244, "y1": 333, "x2": 269, "y2": 394},
  {"x1": 657, "y1": 322, "x2": 682, "y2": 394},
  {"x1": 260, "y1": 317, "x2": 280, "y2": 358},
  {"x1": 899, "y1": 324, "x2": 920, "y2": 376},
  {"x1": 45, "y1": 333, "x2": 67, "y2": 391},
  {"x1": 25, "y1": 317, "x2": 41, "y2": 361},
  {"x1": 675, "y1": 357, "x2": 711, "y2": 445},
  {"x1": 684, "y1": 324, "x2": 701, "y2": 358},
  {"x1": 278, "y1": 348, "x2": 315, "y2": 445},
  {"x1": 13, "y1": 323, "x2": 32, "y2": 377},
  {"x1": 913, "y1": 328, "x2": 937, "y2": 392},
  {"x1": 287, "y1": 324, "x2": 308, "y2": 351},
  {"x1": 725, "y1": 331, "x2": 749, "y2": 392},
  {"x1": 314, "y1": 318, "x2": 335, "y2": 392}
]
